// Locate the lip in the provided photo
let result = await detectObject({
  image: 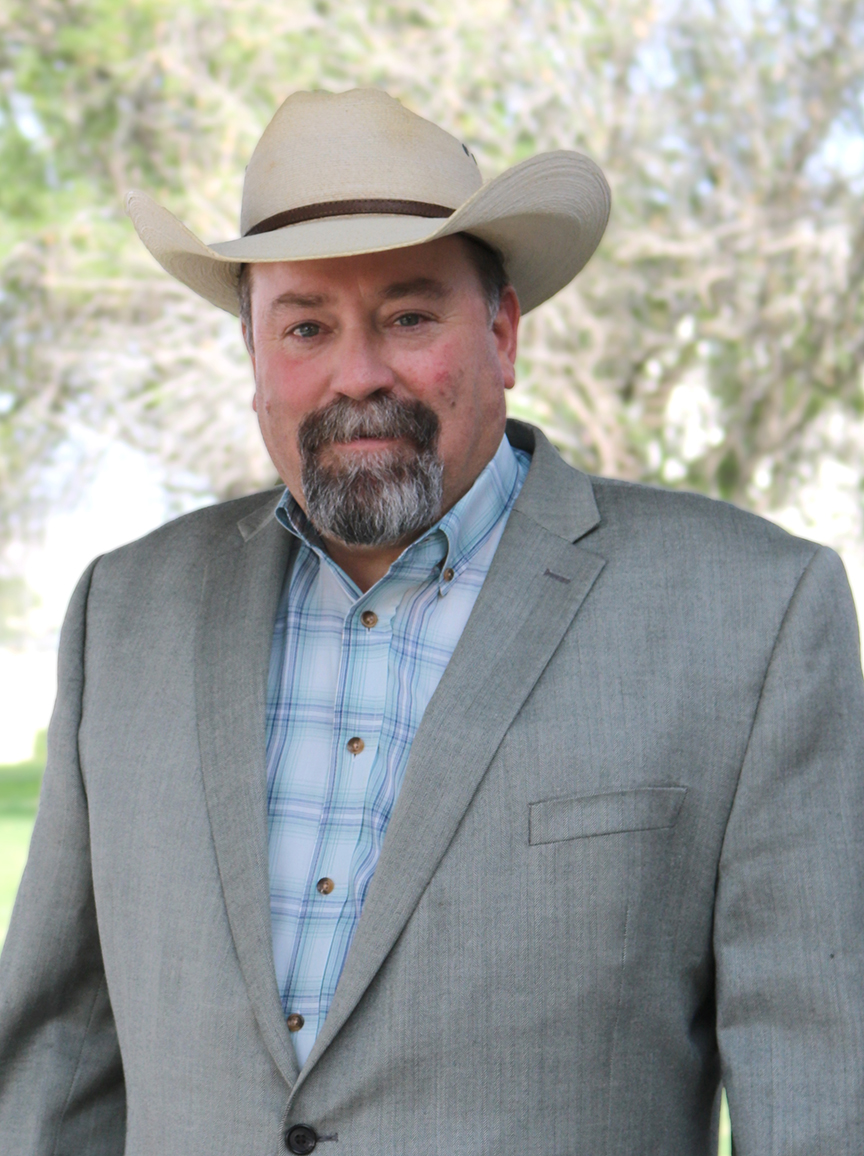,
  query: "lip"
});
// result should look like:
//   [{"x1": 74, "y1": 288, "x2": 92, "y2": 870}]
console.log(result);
[{"x1": 328, "y1": 435, "x2": 405, "y2": 452}]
